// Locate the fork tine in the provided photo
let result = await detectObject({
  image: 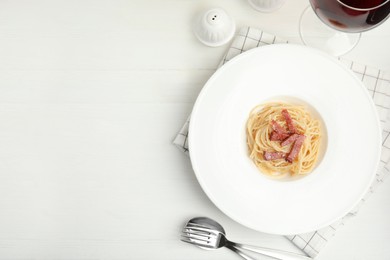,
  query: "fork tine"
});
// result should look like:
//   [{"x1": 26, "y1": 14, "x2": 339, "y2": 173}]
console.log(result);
[
  {"x1": 181, "y1": 230, "x2": 210, "y2": 238},
  {"x1": 184, "y1": 225, "x2": 218, "y2": 235},
  {"x1": 180, "y1": 233, "x2": 211, "y2": 243},
  {"x1": 183, "y1": 227, "x2": 212, "y2": 235},
  {"x1": 186, "y1": 222, "x2": 213, "y2": 230},
  {"x1": 180, "y1": 237, "x2": 215, "y2": 248}
]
